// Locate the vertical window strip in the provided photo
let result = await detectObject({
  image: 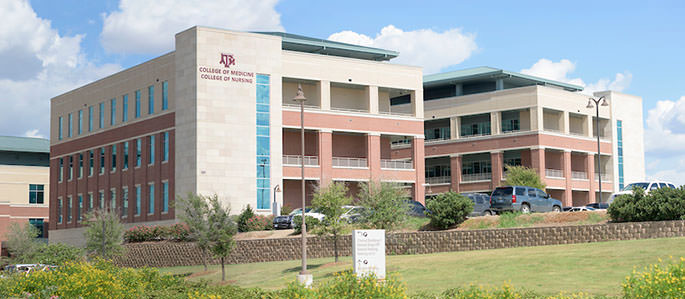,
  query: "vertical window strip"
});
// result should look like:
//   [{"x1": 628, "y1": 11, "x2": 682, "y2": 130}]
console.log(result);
[
  {"x1": 122, "y1": 187, "x2": 129, "y2": 218},
  {"x1": 135, "y1": 186, "x2": 141, "y2": 216},
  {"x1": 136, "y1": 138, "x2": 142, "y2": 167},
  {"x1": 149, "y1": 135, "x2": 155, "y2": 165},
  {"x1": 123, "y1": 94, "x2": 129, "y2": 122},
  {"x1": 59, "y1": 158, "x2": 63, "y2": 182},
  {"x1": 58, "y1": 198, "x2": 63, "y2": 223},
  {"x1": 100, "y1": 147, "x2": 105, "y2": 174},
  {"x1": 78, "y1": 195, "x2": 83, "y2": 222},
  {"x1": 162, "y1": 81, "x2": 168, "y2": 110},
  {"x1": 135, "y1": 90, "x2": 141, "y2": 118},
  {"x1": 58, "y1": 116, "x2": 63, "y2": 140},
  {"x1": 99, "y1": 102, "x2": 105, "y2": 128},
  {"x1": 123, "y1": 141, "x2": 129, "y2": 170},
  {"x1": 88, "y1": 106, "x2": 93, "y2": 132},
  {"x1": 162, "y1": 181, "x2": 169, "y2": 213},
  {"x1": 89, "y1": 150, "x2": 94, "y2": 176},
  {"x1": 111, "y1": 144, "x2": 117, "y2": 172},
  {"x1": 148, "y1": 183, "x2": 155, "y2": 214},
  {"x1": 99, "y1": 191, "x2": 104, "y2": 210},
  {"x1": 68, "y1": 113, "x2": 72, "y2": 137},
  {"x1": 110, "y1": 98, "x2": 116, "y2": 126},
  {"x1": 617, "y1": 120, "x2": 624, "y2": 189},
  {"x1": 163, "y1": 132, "x2": 169, "y2": 162},
  {"x1": 148, "y1": 85, "x2": 154, "y2": 115},
  {"x1": 256, "y1": 74, "x2": 270, "y2": 210},
  {"x1": 78, "y1": 110, "x2": 83, "y2": 135}
]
